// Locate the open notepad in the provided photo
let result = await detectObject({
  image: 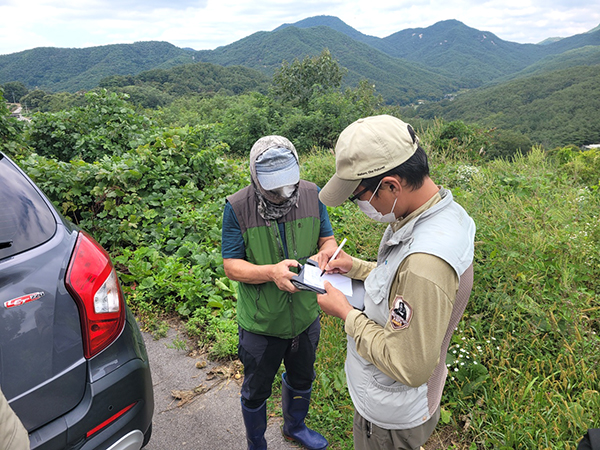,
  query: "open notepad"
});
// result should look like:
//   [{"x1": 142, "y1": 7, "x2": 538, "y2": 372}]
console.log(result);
[
  {"x1": 292, "y1": 261, "x2": 353, "y2": 296},
  {"x1": 291, "y1": 259, "x2": 364, "y2": 310}
]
